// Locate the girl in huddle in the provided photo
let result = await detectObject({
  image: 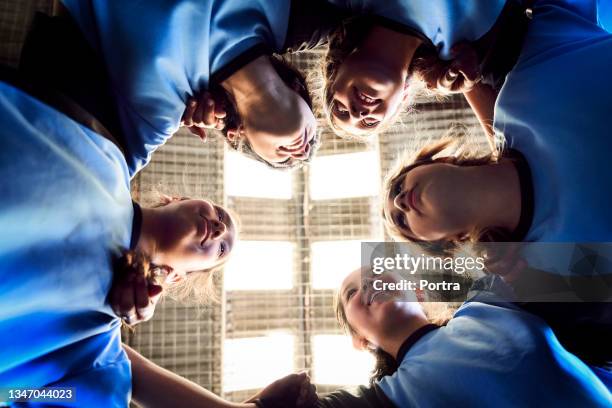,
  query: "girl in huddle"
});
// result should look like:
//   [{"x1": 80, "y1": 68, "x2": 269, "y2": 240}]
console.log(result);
[
  {"x1": 381, "y1": 0, "x2": 612, "y2": 373},
  {"x1": 320, "y1": 0, "x2": 612, "y2": 143},
  {"x1": 23, "y1": 0, "x2": 321, "y2": 176},
  {"x1": 0, "y1": 70, "x2": 249, "y2": 406},
  {"x1": 313, "y1": 267, "x2": 610, "y2": 407},
  {"x1": 319, "y1": 0, "x2": 523, "y2": 140}
]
